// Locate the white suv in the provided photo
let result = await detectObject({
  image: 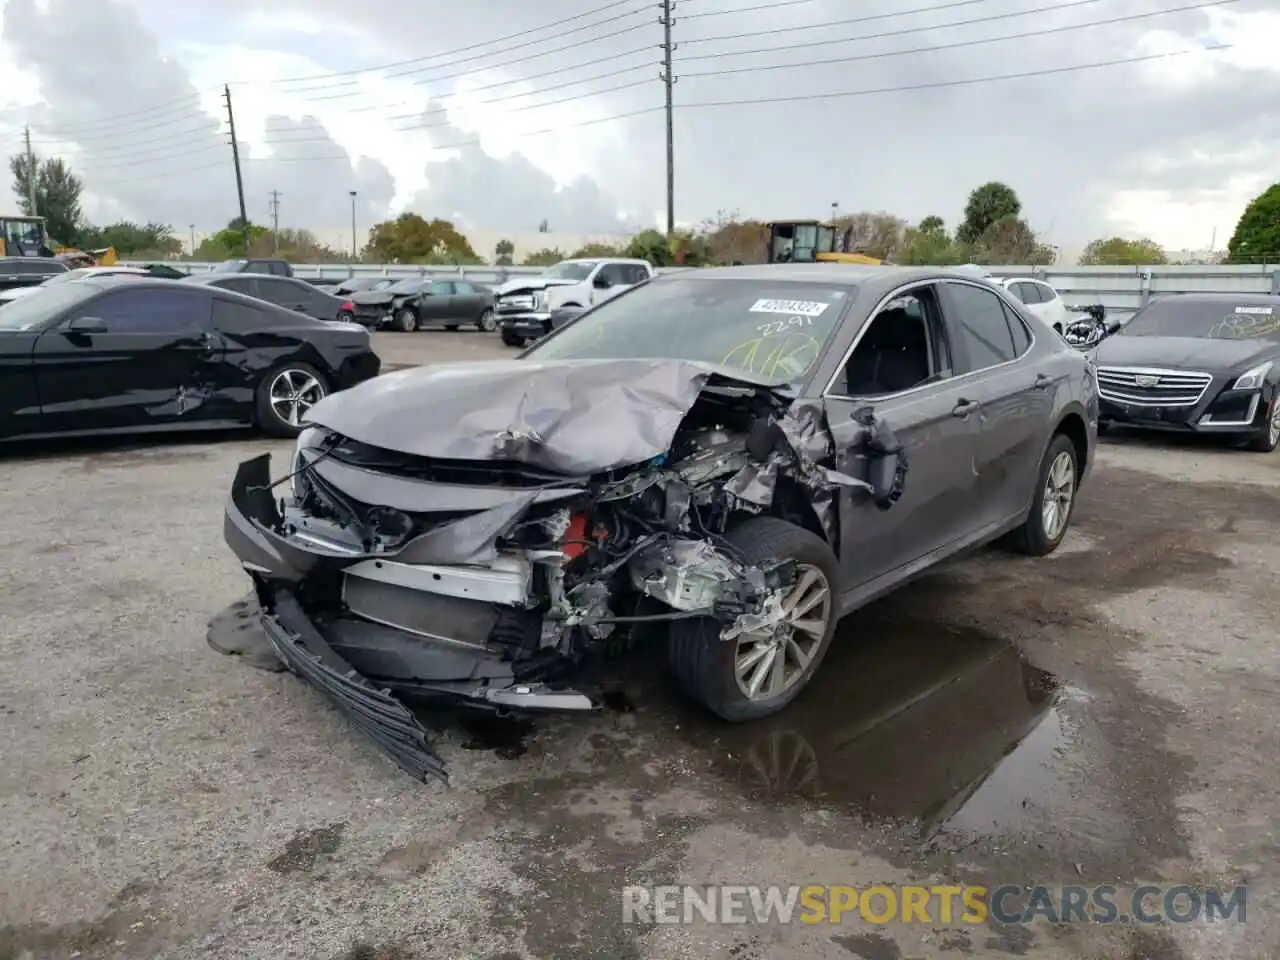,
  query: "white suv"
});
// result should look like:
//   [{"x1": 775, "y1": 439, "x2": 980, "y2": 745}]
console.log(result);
[
  {"x1": 992, "y1": 277, "x2": 1077, "y2": 335},
  {"x1": 495, "y1": 258, "x2": 654, "y2": 346}
]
